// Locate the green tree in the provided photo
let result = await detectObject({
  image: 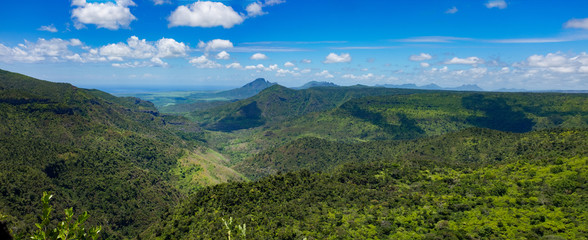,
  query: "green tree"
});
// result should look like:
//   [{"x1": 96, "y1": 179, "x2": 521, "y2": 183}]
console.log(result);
[{"x1": 28, "y1": 192, "x2": 101, "y2": 240}]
